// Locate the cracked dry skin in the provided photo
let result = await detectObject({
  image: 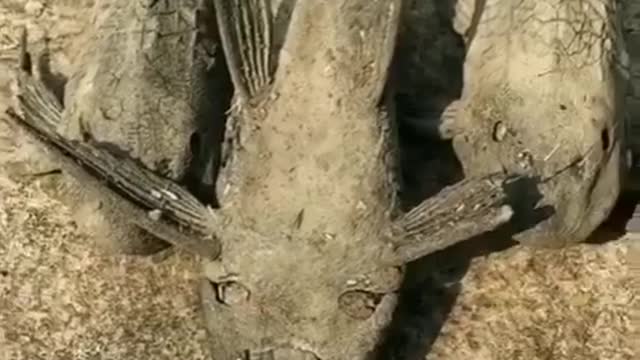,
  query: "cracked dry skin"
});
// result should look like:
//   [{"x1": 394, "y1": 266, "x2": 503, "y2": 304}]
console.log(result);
[
  {"x1": 12, "y1": 0, "x2": 231, "y2": 255},
  {"x1": 446, "y1": 0, "x2": 628, "y2": 246},
  {"x1": 60, "y1": 0, "x2": 228, "y2": 187}
]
